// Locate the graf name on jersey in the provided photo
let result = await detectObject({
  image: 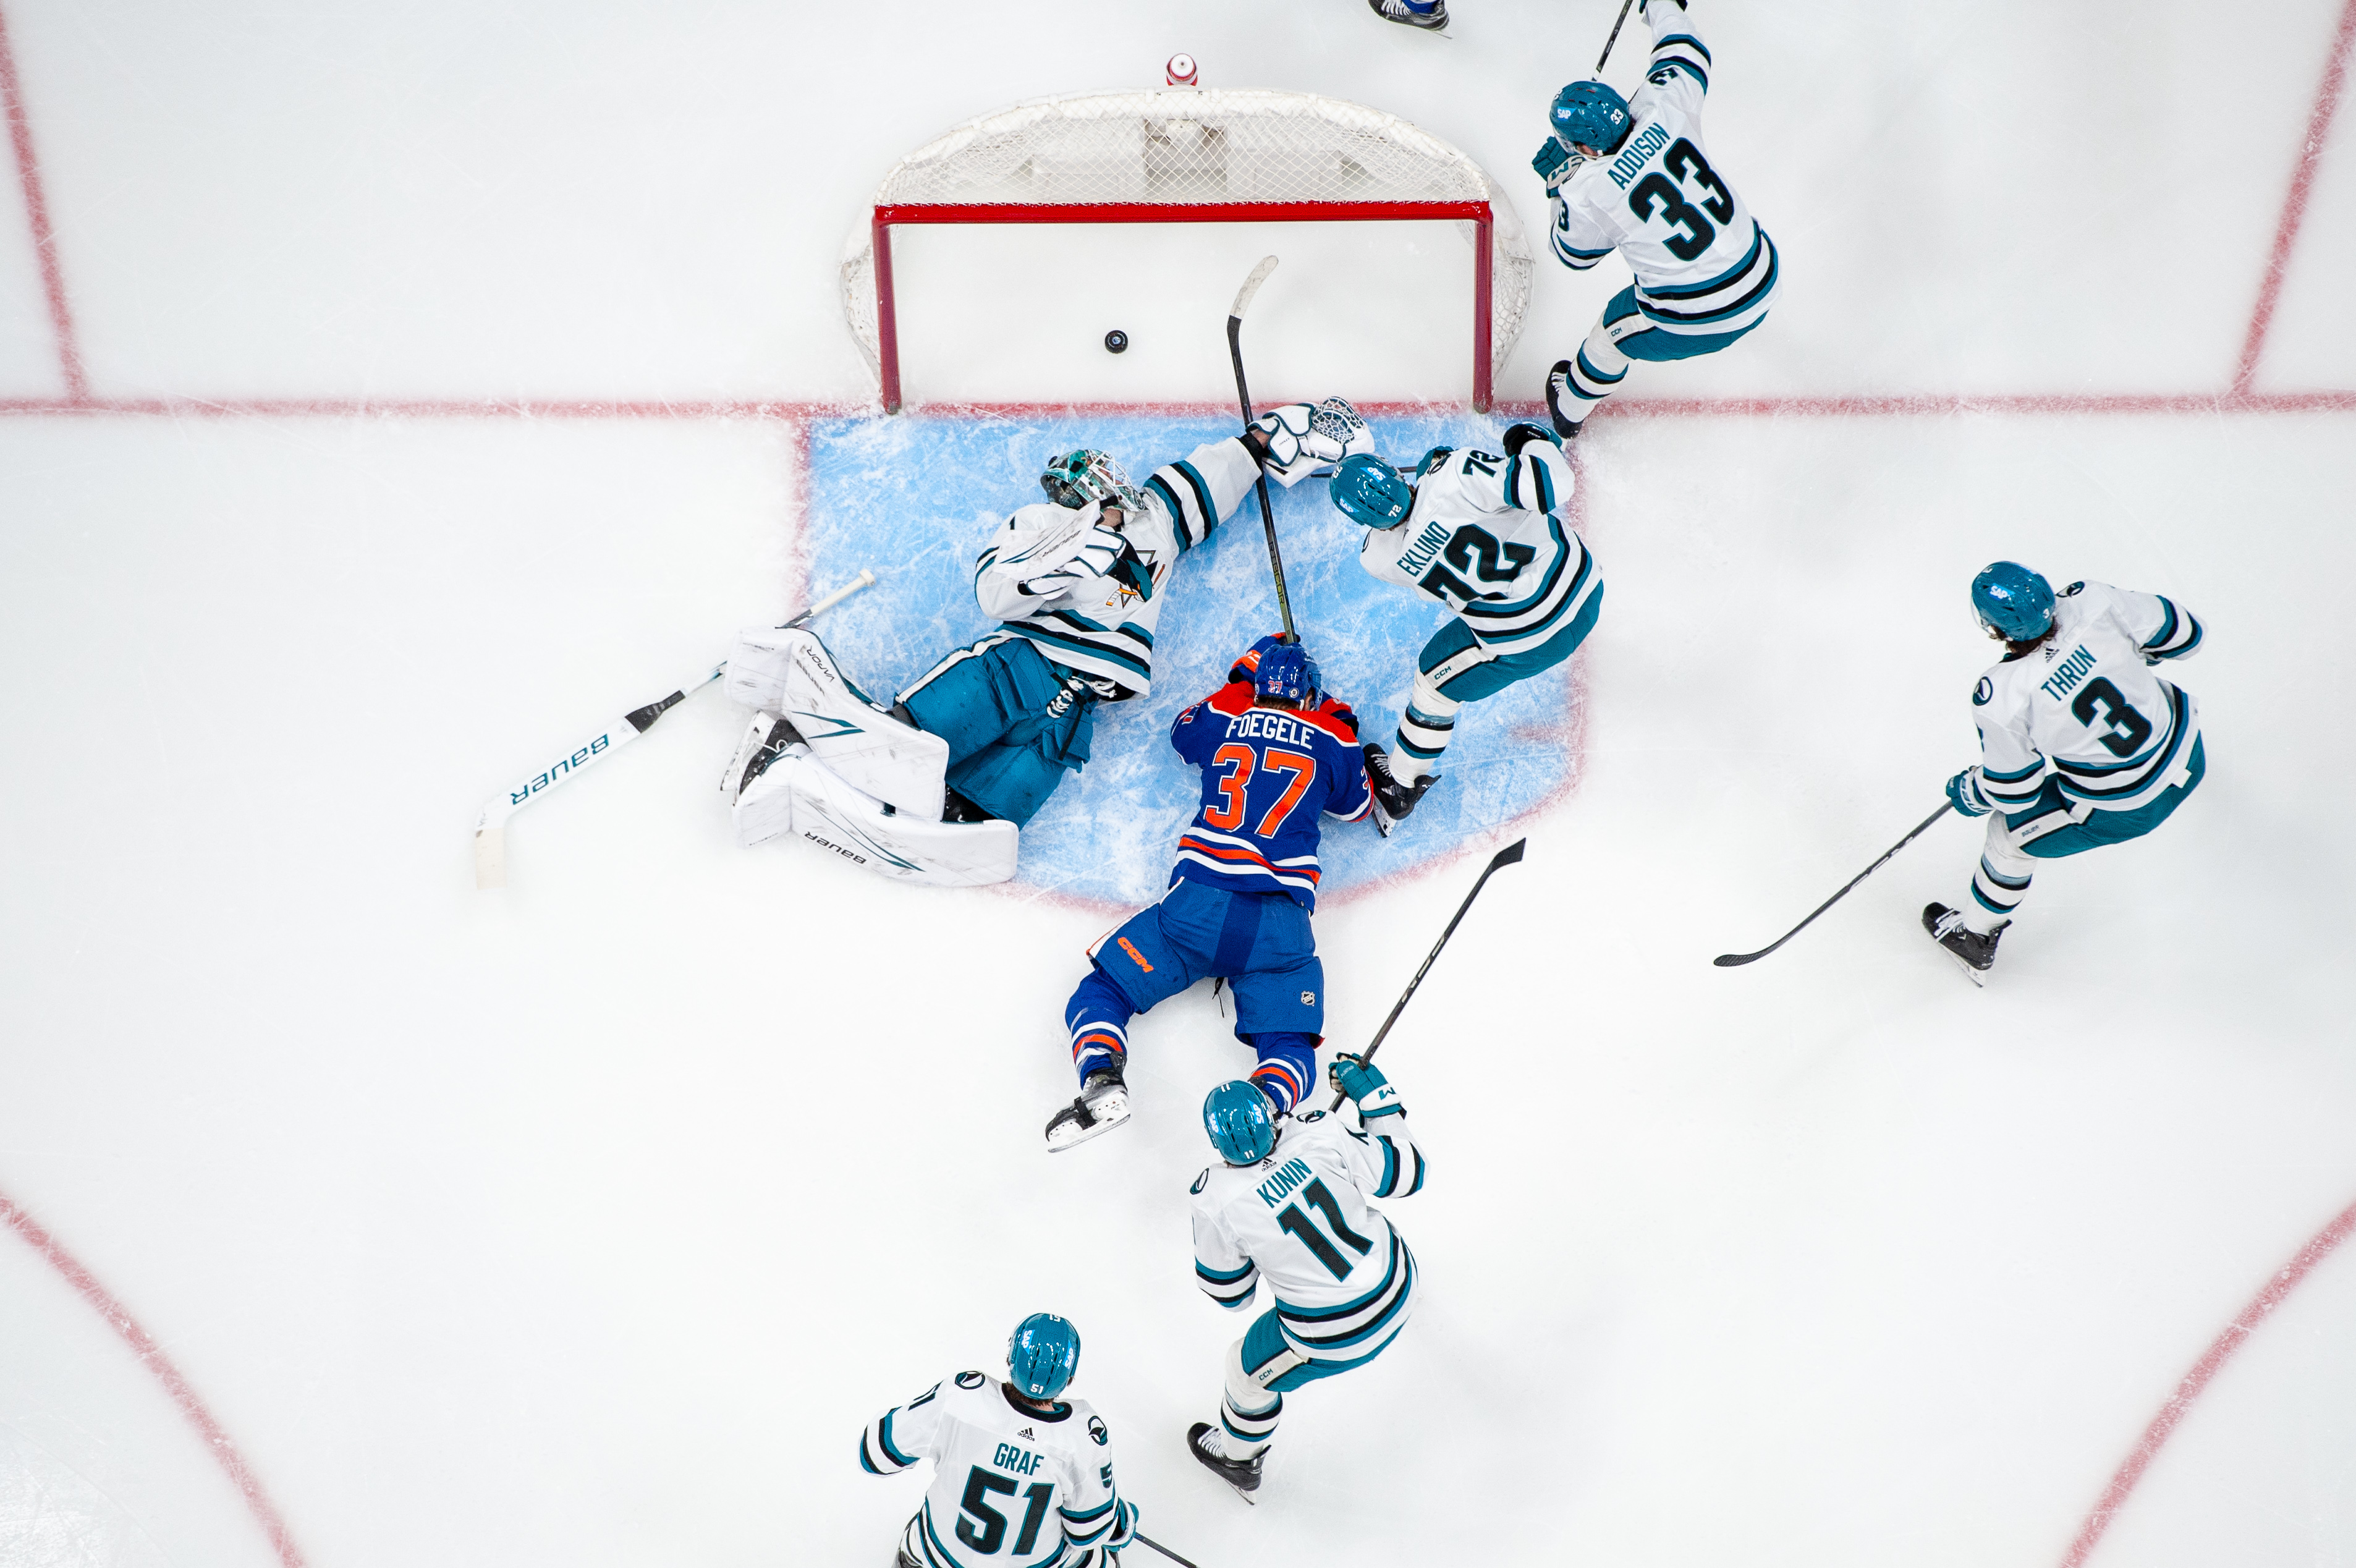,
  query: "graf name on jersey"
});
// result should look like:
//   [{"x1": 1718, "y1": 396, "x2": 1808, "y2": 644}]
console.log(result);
[
  {"x1": 1256, "y1": 1155, "x2": 1315, "y2": 1209},
  {"x1": 991, "y1": 1441, "x2": 1048, "y2": 1476},
  {"x1": 2038, "y1": 644, "x2": 2098, "y2": 701},
  {"x1": 1606, "y1": 122, "x2": 1673, "y2": 189},
  {"x1": 1223, "y1": 709, "x2": 1329, "y2": 748}
]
